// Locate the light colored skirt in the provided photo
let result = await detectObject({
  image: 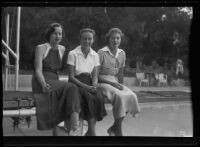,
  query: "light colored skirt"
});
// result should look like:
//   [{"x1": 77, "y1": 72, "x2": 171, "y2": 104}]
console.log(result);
[{"x1": 98, "y1": 75, "x2": 140, "y2": 119}]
